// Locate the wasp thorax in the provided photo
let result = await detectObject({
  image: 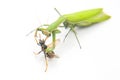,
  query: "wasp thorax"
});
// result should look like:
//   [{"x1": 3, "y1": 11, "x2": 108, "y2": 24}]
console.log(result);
[{"x1": 39, "y1": 40, "x2": 45, "y2": 45}]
